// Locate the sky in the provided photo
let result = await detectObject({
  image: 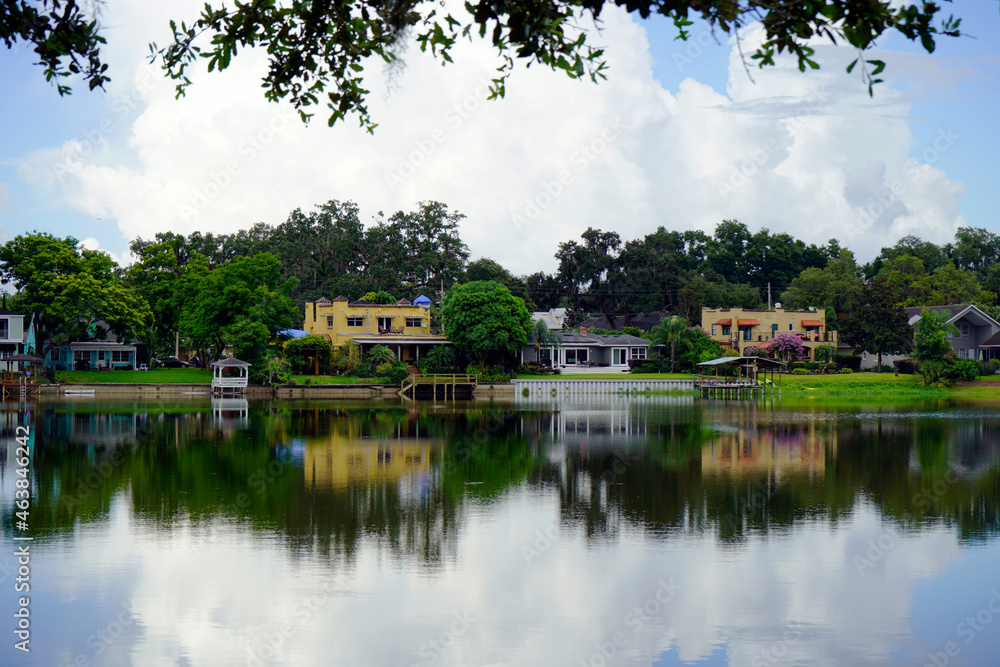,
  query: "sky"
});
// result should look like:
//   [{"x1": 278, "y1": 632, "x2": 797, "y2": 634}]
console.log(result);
[{"x1": 0, "y1": 2, "x2": 998, "y2": 275}]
